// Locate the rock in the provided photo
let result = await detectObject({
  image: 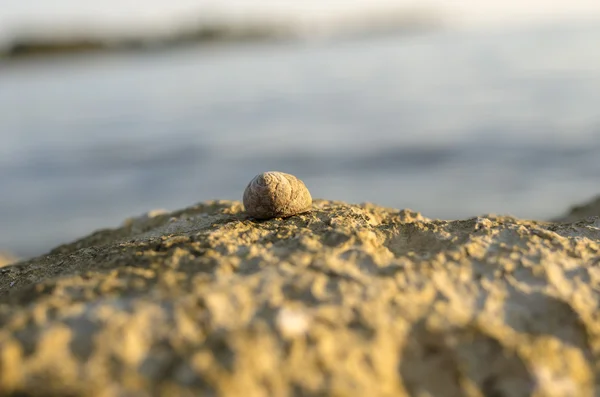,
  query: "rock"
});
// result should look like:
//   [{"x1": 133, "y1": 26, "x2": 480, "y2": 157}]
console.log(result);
[
  {"x1": 121, "y1": 208, "x2": 170, "y2": 228},
  {"x1": 243, "y1": 171, "x2": 312, "y2": 219},
  {"x1": 554, "y1": 195, "x2": 600, "y2": 223},
  {"x1": 0, "y1": 199, "x2": 599, "y2": 396},
  {"x1": 0, "y1": 251, "x2": 17, "y2": 268}
]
